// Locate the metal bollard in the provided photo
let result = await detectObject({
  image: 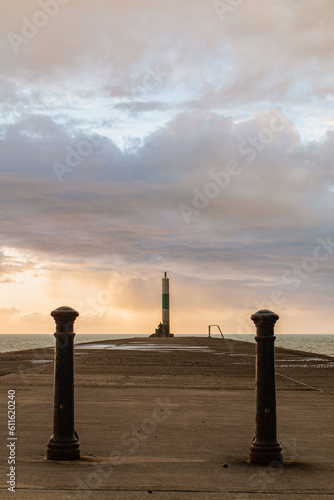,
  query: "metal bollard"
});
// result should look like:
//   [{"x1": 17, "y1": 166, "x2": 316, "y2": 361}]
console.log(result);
[
  {"x1": 47, "y1": 306, "x2": 80, "y2": 460},
  {"x1": 249, "y1": 309, "x2": 283, "y2": 465}
]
